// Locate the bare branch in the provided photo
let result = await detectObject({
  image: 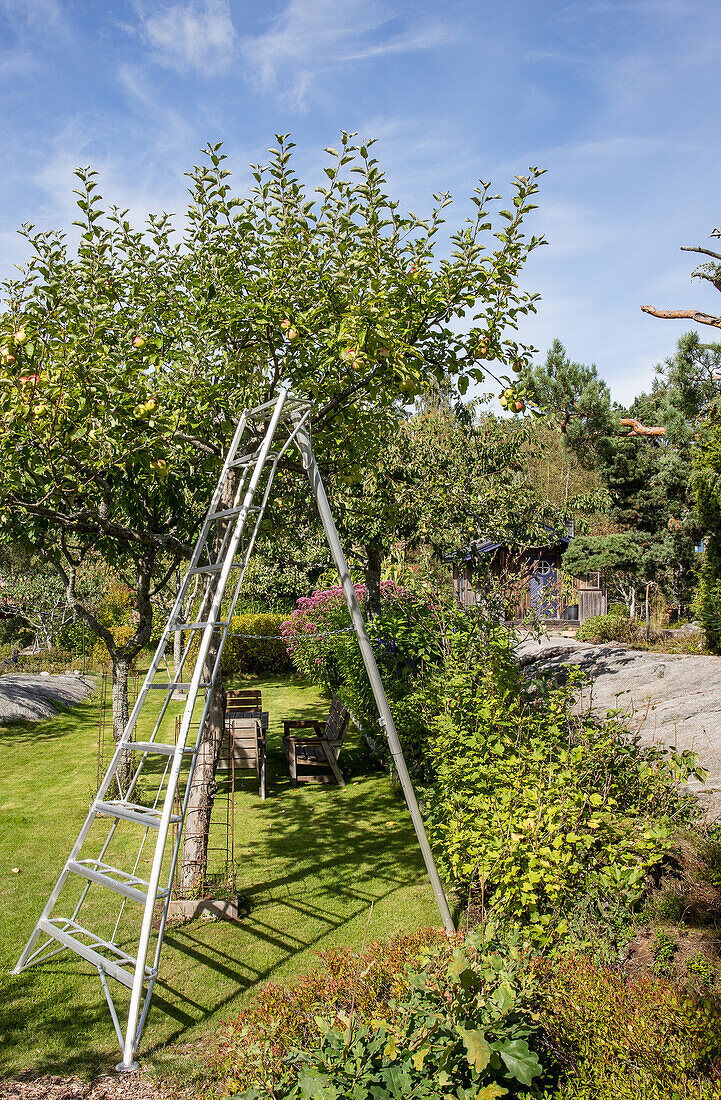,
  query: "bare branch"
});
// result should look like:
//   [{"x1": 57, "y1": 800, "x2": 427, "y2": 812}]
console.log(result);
[
  {"x1": 619, "y1": 417, "x2": 666, "y2": 437},
  {"x1": 174, "y1": 431, "x2": 222, "y2": 457},
  {"x1": 680, "y1": 245, "x2": 721, "y2": 263},
  {"x1": 641, "y1": 305, "x2": 721, "y2": 329}
]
